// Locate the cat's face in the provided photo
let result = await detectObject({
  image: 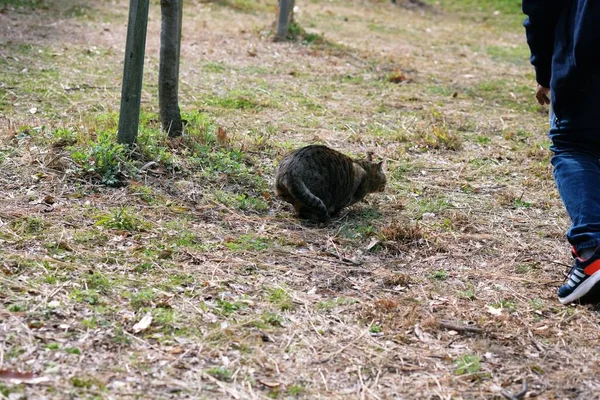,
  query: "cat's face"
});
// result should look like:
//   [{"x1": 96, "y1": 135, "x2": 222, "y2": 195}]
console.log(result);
[
  {"x1": 360, "y1": 159, "x2": 386, "y2": 192},
  {"x1": 370, "y1": 161, "x2": 386, "y2": 192}
]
